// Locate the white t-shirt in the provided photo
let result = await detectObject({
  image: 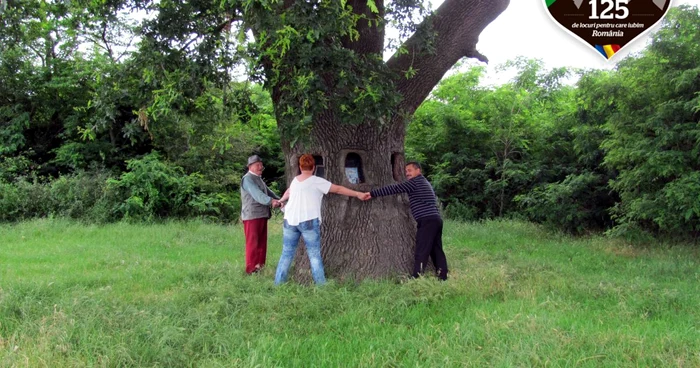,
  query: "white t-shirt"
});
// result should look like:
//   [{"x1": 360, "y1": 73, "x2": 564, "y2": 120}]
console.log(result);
[{"x1": 283, "y1": 175, "x2": 332, "y2": 226}]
